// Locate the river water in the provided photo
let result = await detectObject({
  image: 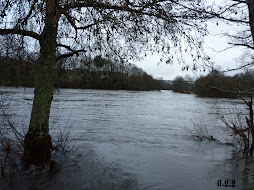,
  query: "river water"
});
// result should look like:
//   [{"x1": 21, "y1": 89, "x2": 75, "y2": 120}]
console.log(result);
[{"x1": 1, "y1": 87, "x2": 254, "y2": 190}]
